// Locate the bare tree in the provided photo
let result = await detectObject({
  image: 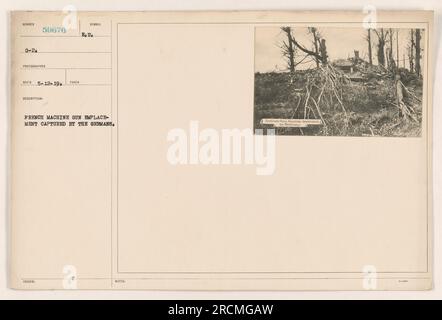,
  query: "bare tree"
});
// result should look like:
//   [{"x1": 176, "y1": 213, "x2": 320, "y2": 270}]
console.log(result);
[
  {"x1": 387, "y1": 28, "x2": 396, "y2": 71},
  {"x1": 408, "y1": 29, "x2": 415, "y2": 72},
  {"x1": 281, "y1": 27, "x2": 296, "y2": 75},
  {"x1": 374, "y1": 28, "x2": 388, "y2": 67},
  {"x1": 309, "y1": 27, "x2": 321, "y2": 68},
  {"x1": 366, "y1": 28, "x2": 373, "y2": 65},
  {"x1": 415, "y1": 29, "x2": 421, "y2": 77},
  {"x1": 319, "y1": 39, "x2": 328, "y2": 64},
  {"x1": 396, "y1": 29, "x2": 400, "y2": 67},
  {"x1": 281, "y1": 27, "x2": 328, "y2": 66}
]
